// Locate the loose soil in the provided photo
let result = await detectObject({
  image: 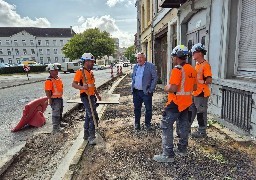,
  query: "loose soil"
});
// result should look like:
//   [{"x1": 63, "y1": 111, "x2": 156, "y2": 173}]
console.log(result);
[
  {"x1": 0, "y1": 78, "x2": 117, "y2": 180},
  {"x1": 72, "y1": 75, "x2": 256, "y2": 180}
]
